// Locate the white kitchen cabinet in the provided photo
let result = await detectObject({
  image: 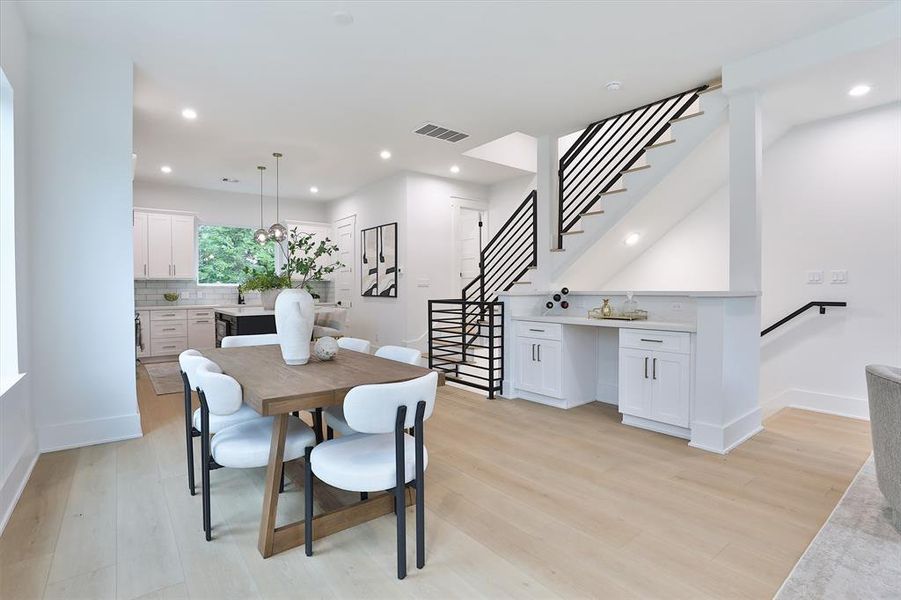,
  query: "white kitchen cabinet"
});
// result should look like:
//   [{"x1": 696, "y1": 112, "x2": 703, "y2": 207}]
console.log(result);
[
  {"x1": 138, "y1": 211, "x2": 196, "y2": 280},
  {"x1": 618, "y1": 329, "x2": 692, "y2": 432},
  {"x1": 513, "y1": 320, "x2": 596, "y2": 408},
  {"x1": 133, "y1": 212, "x2": 148, "y2": 279},
  {"x1": 187, "y1": 311, "x2": 215, "y2": 349}
]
